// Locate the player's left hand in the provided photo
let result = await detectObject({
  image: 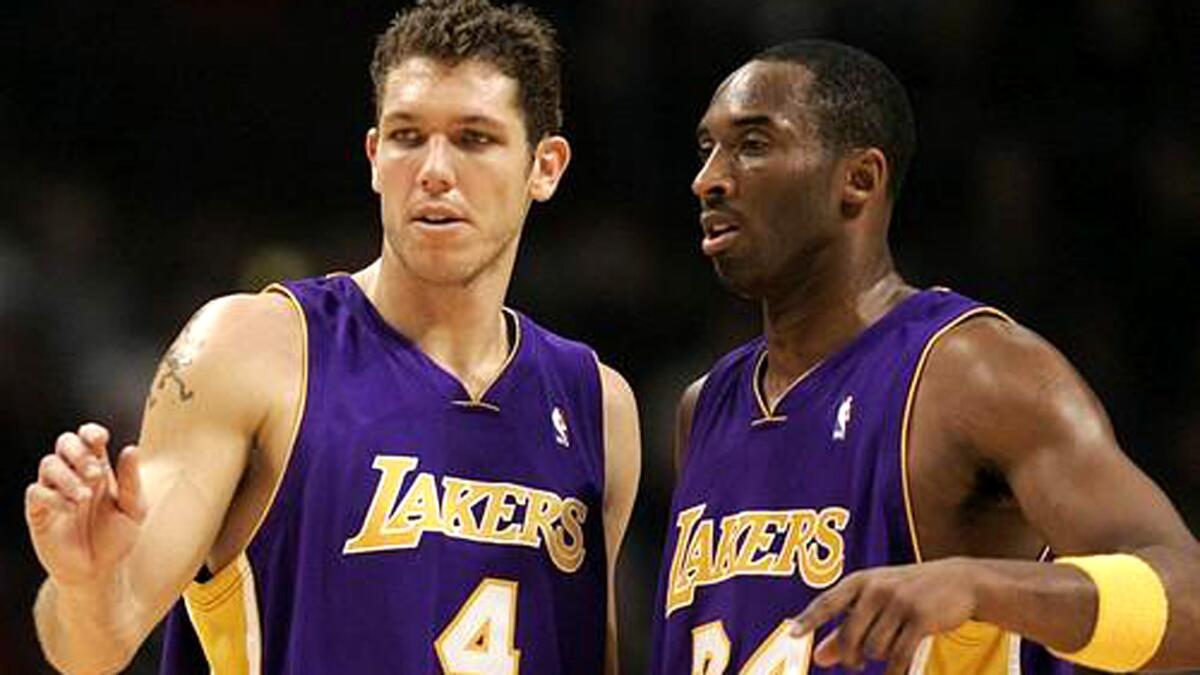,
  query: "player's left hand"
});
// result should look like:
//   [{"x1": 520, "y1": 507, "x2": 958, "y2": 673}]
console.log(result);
[{"x1": 788, "y1": 558, "x2": 980, "y2": 675}]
